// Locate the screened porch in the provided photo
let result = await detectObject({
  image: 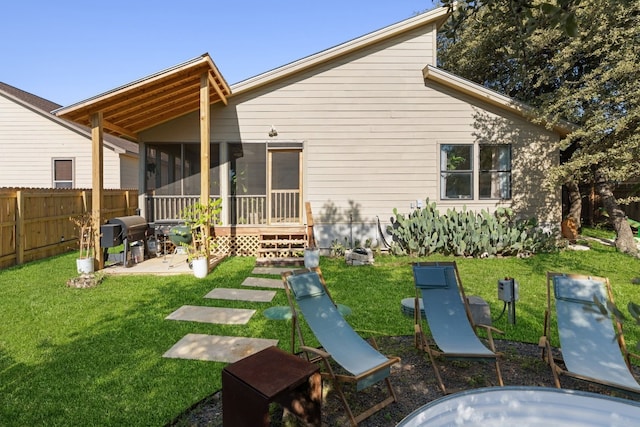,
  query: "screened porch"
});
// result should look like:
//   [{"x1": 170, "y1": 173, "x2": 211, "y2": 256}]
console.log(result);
[{"x1": 142, "y1": 141, "x2": 303, "y2": 226}]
